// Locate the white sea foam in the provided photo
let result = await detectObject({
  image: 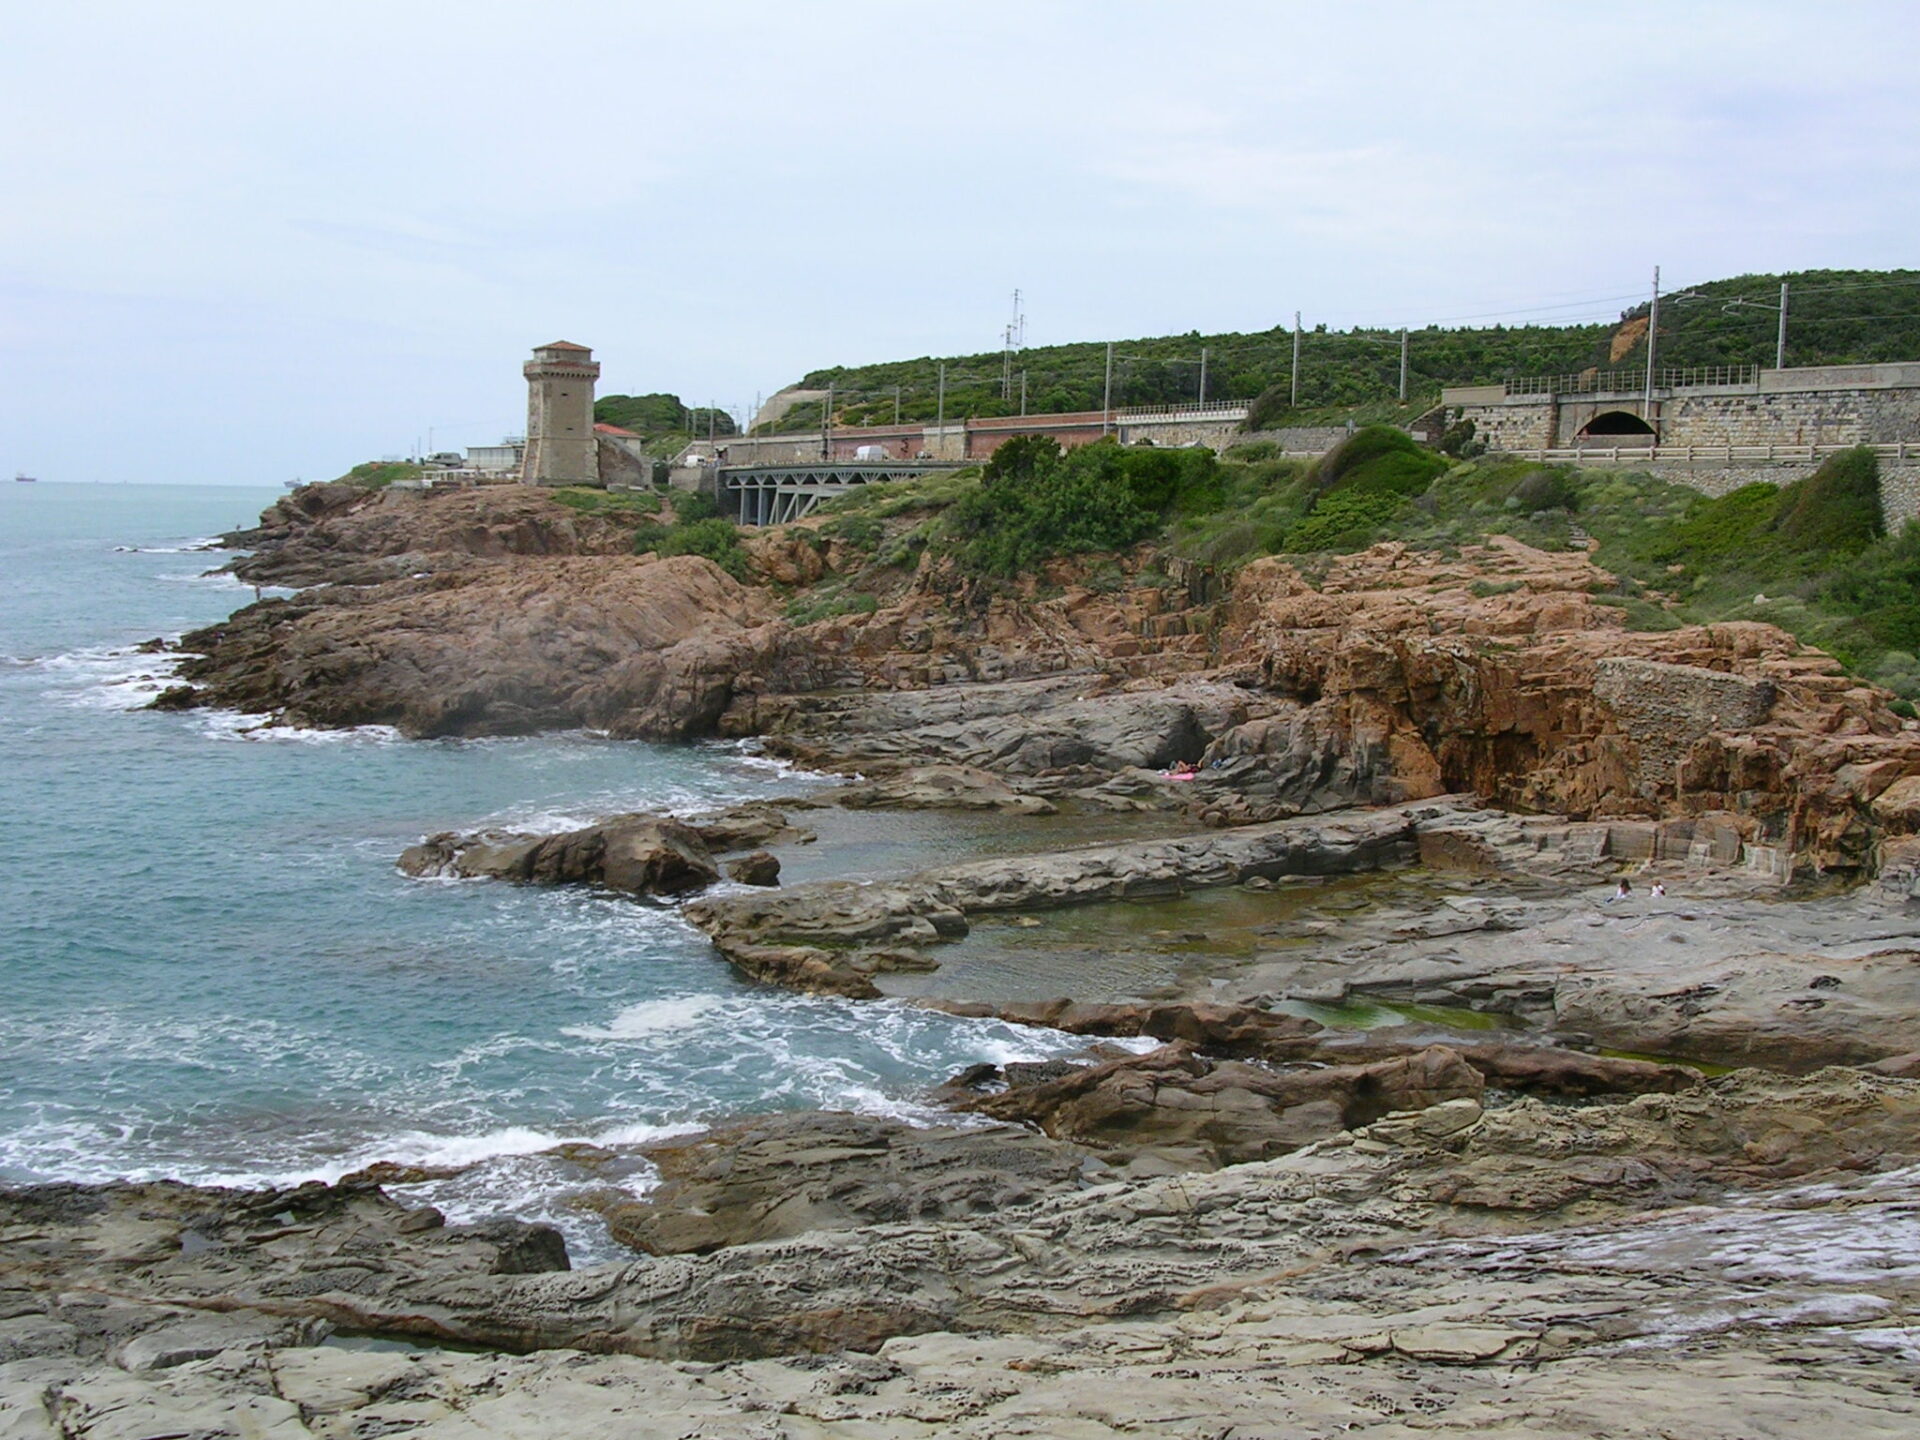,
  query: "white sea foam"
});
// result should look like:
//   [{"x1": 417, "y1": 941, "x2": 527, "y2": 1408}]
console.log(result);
[
  {"x1": 156, "y1": 569, "x2": 284, "y2": 596},
  {"x1": 196, "y1": 710, "x2": 403, "y2": 744},
  {"x1": 34, "y1": 644, "x2": 183, "y2": 711},
  {"x1": 562, "y1": 995, "x2": 726, "y2": 1041},
  {"x1": 113, "y1": 537, "x2": 225, "y2": 554},
  {"x1": 329, "y1": 1119, "x2": 695, "y2": 1174}
]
